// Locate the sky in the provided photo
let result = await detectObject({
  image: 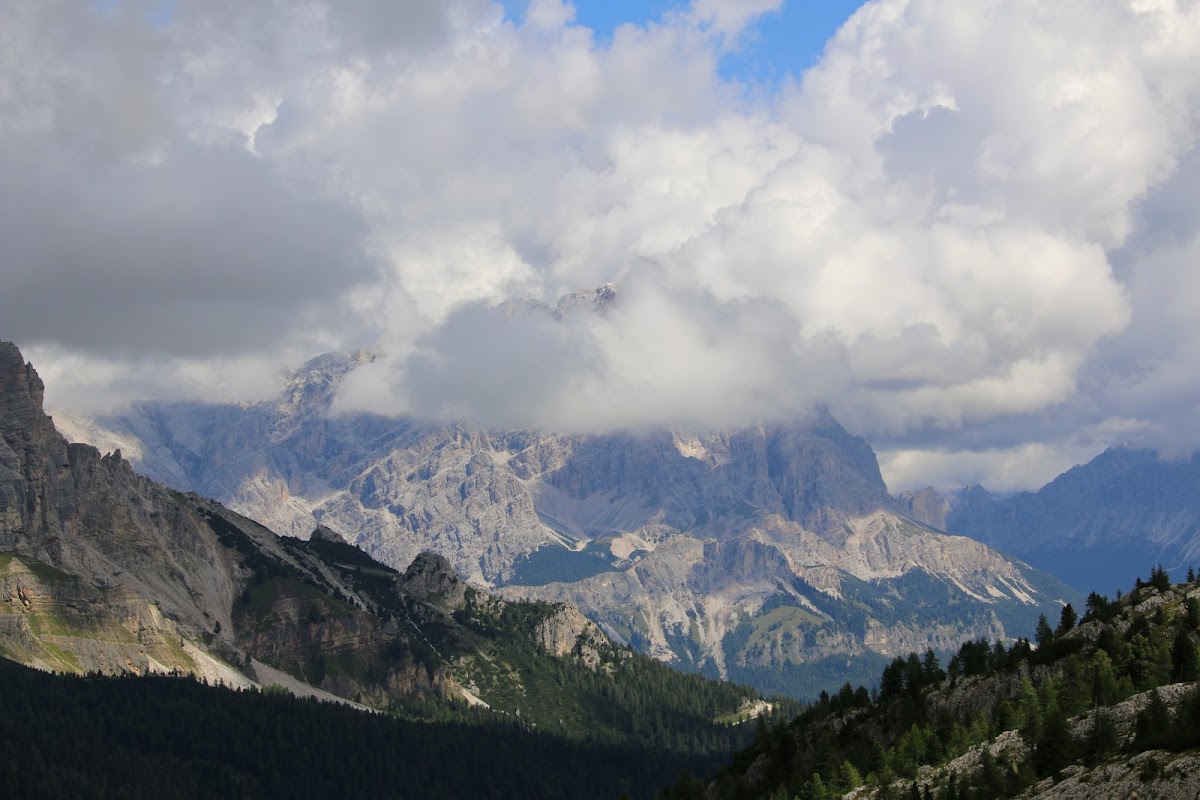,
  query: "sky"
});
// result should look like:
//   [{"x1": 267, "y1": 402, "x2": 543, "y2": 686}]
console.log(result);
[{"x1": 3, "y1": 0, "x2": 1200, "y2": 494}]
